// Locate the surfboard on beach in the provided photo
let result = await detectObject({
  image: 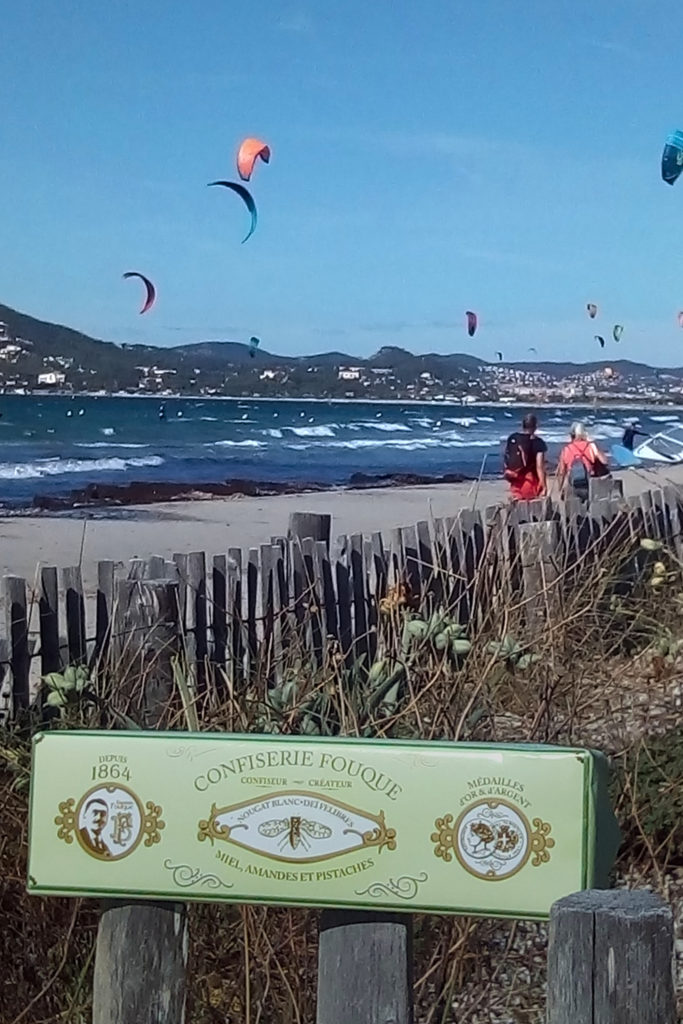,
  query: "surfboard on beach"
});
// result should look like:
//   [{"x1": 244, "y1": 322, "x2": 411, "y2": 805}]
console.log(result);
[{"x1": 610, "y1": 444, "x2": 641, "y2": 468}]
